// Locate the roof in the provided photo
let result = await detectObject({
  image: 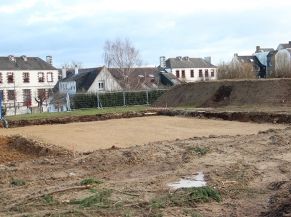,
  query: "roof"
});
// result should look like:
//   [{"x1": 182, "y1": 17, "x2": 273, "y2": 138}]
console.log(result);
[
  {"x1": 166, "y1": 57, "x2": 216, "y2": 69},
  {"x1": 0, "y1": 56, "x2": 57, "y2": 70},
  {"x1": 277, "y1": 42, "x2": 291, "y2": 50},
  {"x1": 108, "y1": 67, "x2": 168, "y2": 90},
  {"x1": 256, "y1": 48, "x2": 274, "y2": 53},
  {"x1": 61, "y1": 67, "x2": 103, "y2": 92}
]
